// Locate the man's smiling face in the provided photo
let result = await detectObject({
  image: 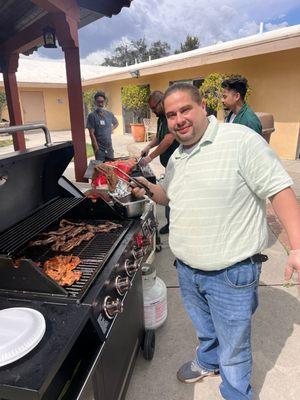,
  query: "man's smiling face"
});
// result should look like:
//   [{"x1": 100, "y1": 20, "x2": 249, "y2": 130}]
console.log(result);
[{"x1": 164, "y1": 90, "x2": 208, "y2": 147}]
